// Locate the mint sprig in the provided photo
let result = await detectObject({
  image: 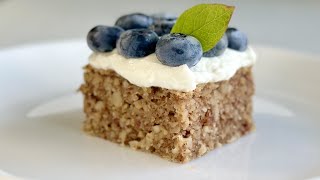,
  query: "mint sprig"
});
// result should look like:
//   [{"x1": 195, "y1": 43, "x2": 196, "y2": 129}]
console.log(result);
[{"x1": 171, "y1": 4, "x2": 235, "y2": 52}]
